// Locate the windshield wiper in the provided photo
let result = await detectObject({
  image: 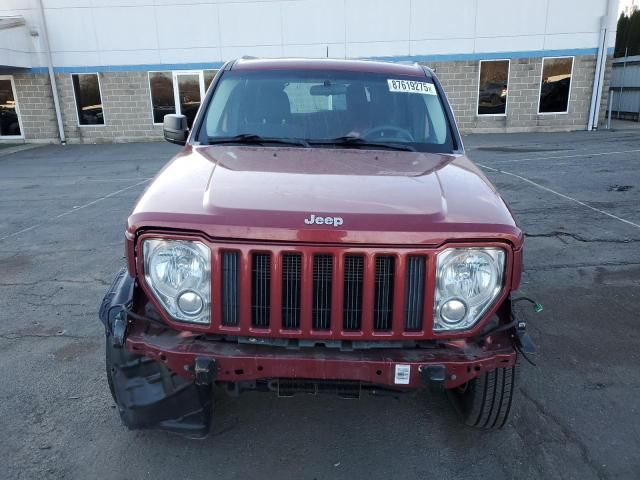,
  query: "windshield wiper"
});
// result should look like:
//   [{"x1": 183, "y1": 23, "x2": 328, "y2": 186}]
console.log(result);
[
  {"x1": 207, "y1": 133, "x2": 309, "y2": 147},
  {"x1": 308, "y1": 135, "x2": 416, "y2": 152}
]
